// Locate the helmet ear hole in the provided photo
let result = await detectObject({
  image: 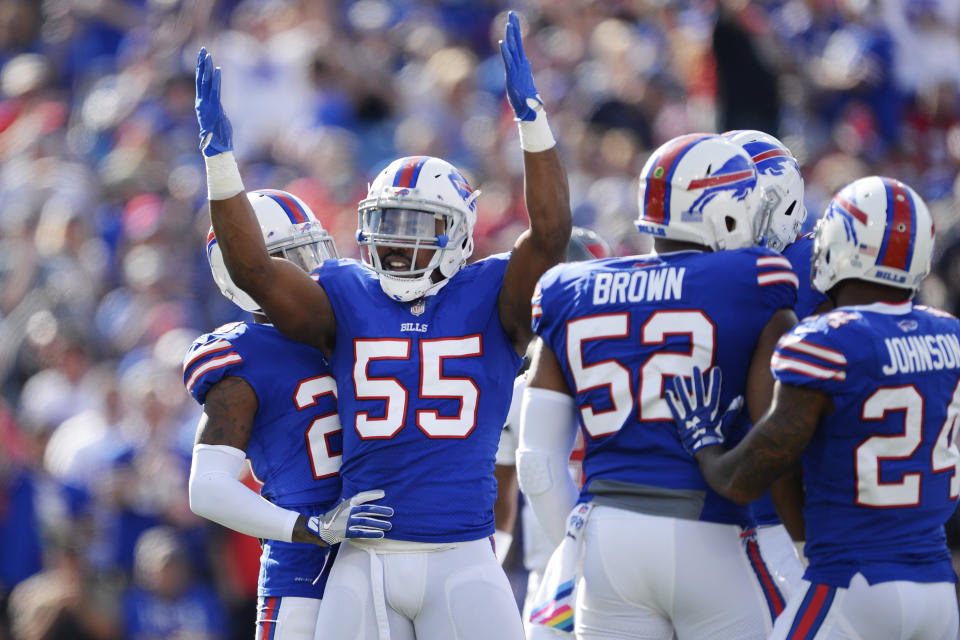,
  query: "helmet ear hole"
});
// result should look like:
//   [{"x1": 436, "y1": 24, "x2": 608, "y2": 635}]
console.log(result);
[
  {"x1": 725, "y1": 216, "x2": 736, "y2": 232},
  {"x1": 784, "y1": 201, "x2": 796, "y2": 217}
]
